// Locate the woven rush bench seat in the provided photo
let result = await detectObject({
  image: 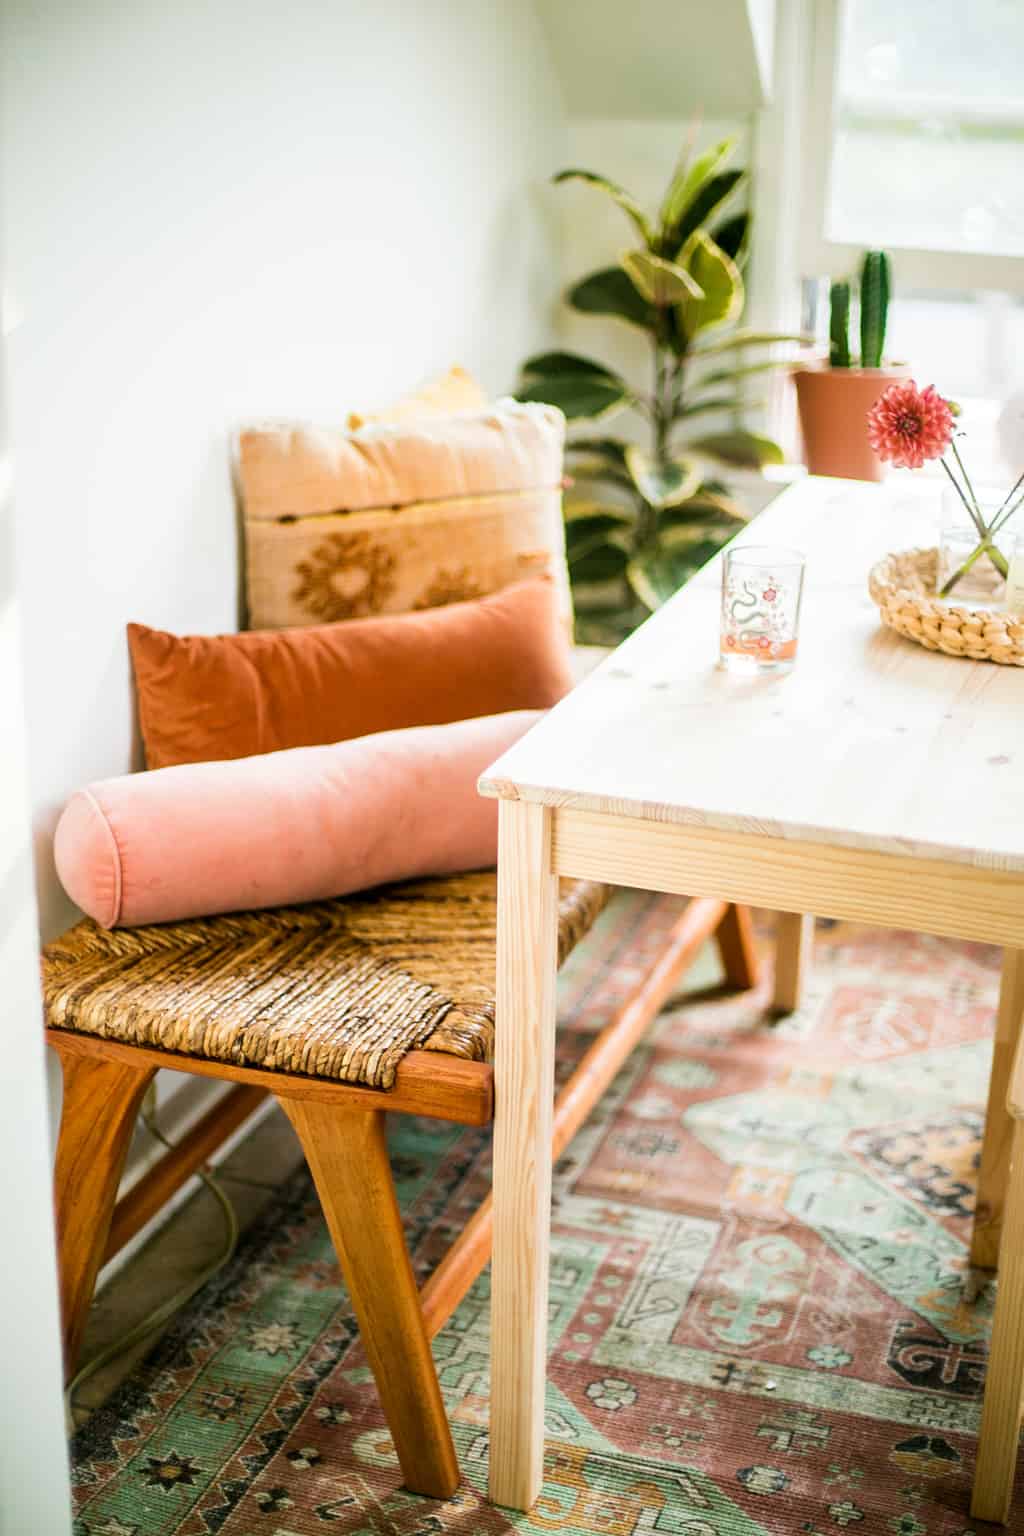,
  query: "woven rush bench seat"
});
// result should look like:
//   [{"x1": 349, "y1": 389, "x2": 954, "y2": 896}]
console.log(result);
[
  {"x1": 45, "y1": 871, "x2": 753, "y2": 1501},
  {"x1": 42, "y1": 871, "x2": 610, "y2": 1090}
]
